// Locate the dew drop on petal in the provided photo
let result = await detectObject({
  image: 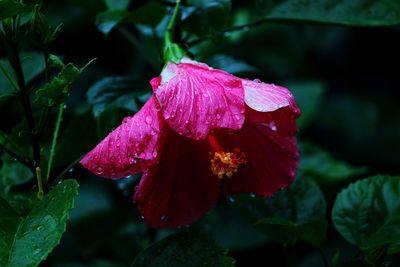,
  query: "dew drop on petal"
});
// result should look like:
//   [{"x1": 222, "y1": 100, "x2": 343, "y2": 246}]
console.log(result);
[
  {"x1": 145, "y1": 115, "x2": 153, "y2": 124},
  {"x1": 160, "y1": 215, "x2": 169, "y2": 222},
  {"x1": 95, "y1": 167, "x2": 103, "y2": 174},
  {"x1": 250, "y1": 193, "x2": 256, "y2": 198},
  {"x1": 228, "y1": 196, "x2": 235, "y2": 203},
  {"x1": 253, "y1": 78, "x2": 261, "y2": 83},
  {"x1": 152, "y1": 151, "x2": 158, "y2": 157}
]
